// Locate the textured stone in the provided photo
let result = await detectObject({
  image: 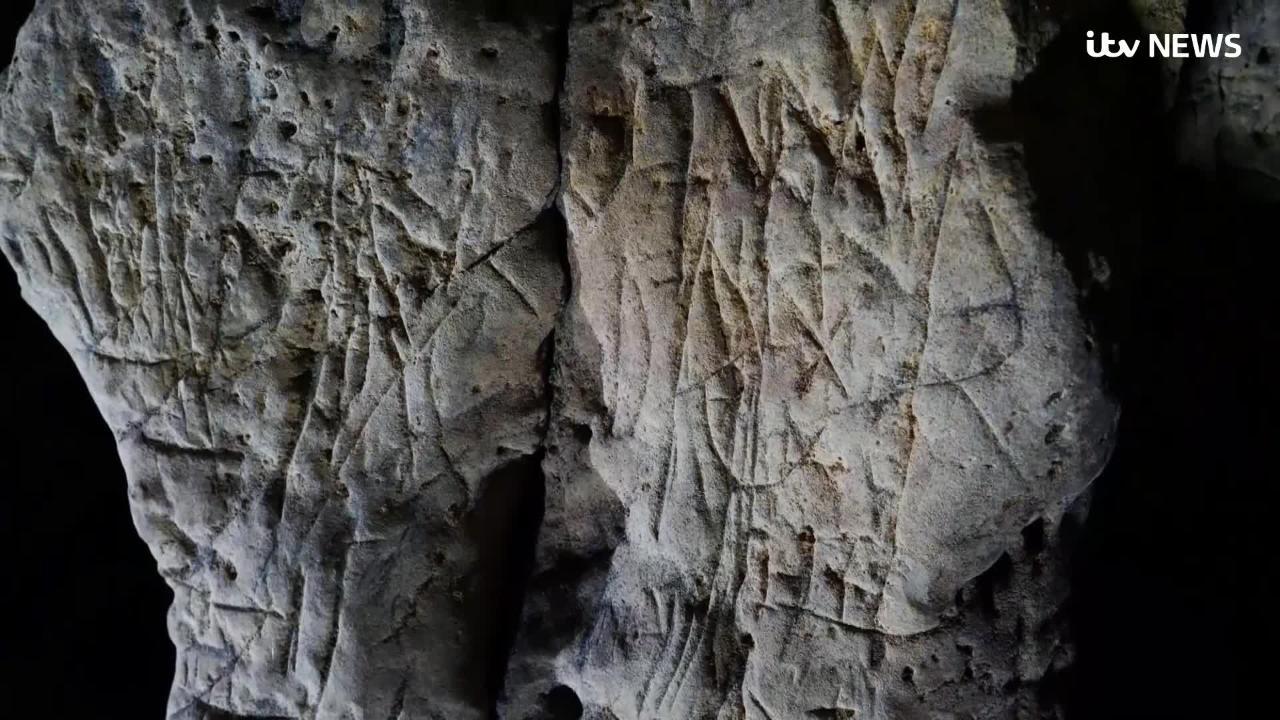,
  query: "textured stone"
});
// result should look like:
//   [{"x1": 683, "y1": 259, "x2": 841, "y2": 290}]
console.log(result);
[
  {"x1": 1177, "y1": 0, "x2": 1280, "y2": 200},
  {"x1": 506, "y1": 2, "x2": 1114, "y2": 718},
  {"x1": 1, "y1": 2, "x2": 1121, "y2": 719},
  {"x1": 0, "y1": 2, "x2": 562, "y2": 718}
]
